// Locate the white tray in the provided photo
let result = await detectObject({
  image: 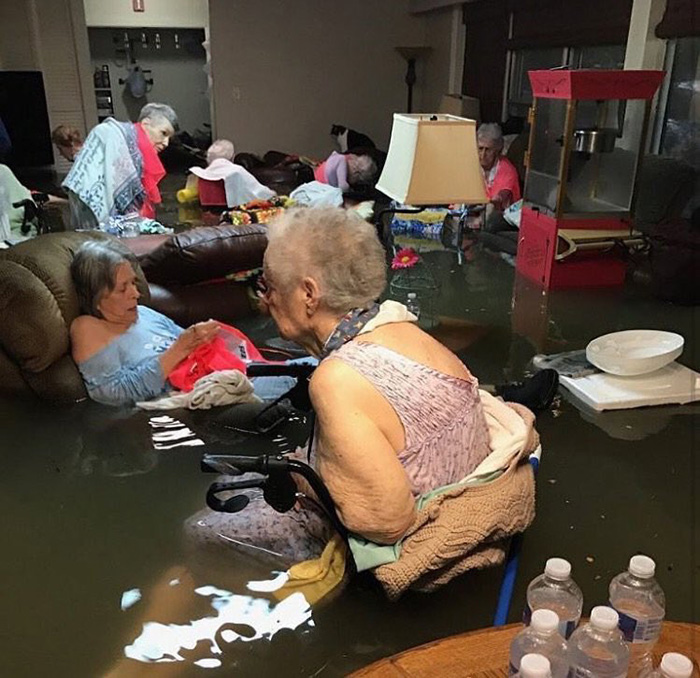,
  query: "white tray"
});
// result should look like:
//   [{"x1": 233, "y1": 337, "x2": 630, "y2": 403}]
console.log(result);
[{"x1": 560, "y1": 362, "x2": 700, "y2": 411}]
